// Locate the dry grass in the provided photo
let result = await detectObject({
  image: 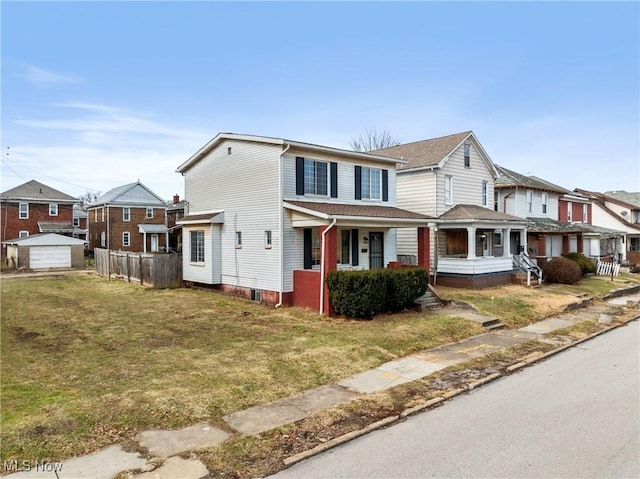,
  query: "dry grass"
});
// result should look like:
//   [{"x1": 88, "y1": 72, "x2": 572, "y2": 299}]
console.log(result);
[{"x1": 0, "y1": 274, "x2": 483, "y2": 463}]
